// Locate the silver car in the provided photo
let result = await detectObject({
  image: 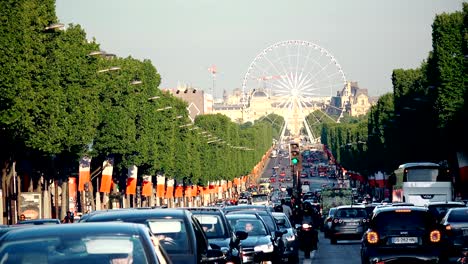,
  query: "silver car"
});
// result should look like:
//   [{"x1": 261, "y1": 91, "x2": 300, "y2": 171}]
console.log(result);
[{"x1": 272, "y1": 212, "x2": 298, "y2": 263}]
